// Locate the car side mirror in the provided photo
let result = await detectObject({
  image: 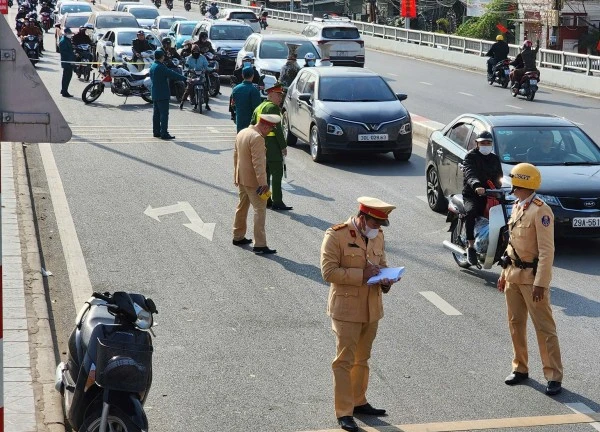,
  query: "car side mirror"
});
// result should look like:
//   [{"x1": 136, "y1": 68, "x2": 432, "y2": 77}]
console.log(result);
[
  {"x1": 105, "y1": 41, "x2": 113, "y2": 47},
  {"x1": 396, "y1": 93, "x2": 408, "y2": 101},
  {"x1": 298, "y1": 93, "x2": 311, "y2": 103}
]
